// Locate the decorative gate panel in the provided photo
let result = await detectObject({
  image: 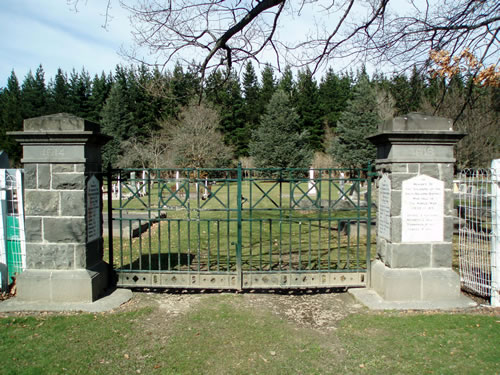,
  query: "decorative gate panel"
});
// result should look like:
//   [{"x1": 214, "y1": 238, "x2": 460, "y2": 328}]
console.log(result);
[{"x1": 106, "y1": 165, "x2": 373, "y2": 289}]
